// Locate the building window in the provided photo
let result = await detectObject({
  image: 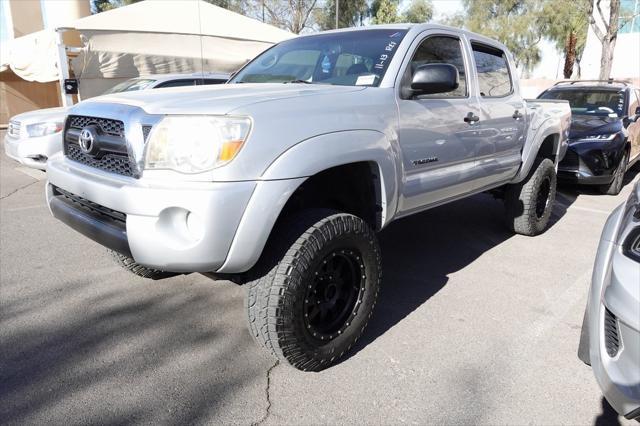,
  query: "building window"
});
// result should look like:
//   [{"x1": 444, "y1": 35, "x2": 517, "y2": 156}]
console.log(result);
[{"x1": 620, "y1": 0, "x2": 640, "y2": 33}]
